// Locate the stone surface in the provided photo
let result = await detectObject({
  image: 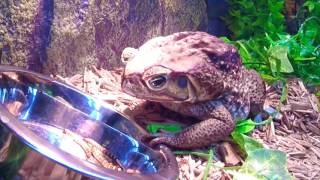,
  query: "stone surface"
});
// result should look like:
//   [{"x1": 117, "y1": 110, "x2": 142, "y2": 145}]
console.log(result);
[
  {"x1": 206, "y1": 0, "x2": 230, "y2": 37},
  {"x1": 0, "y1": 0, "x2": 207, "y2": 76}
]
